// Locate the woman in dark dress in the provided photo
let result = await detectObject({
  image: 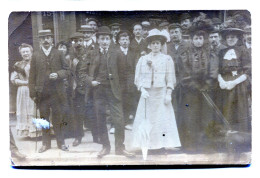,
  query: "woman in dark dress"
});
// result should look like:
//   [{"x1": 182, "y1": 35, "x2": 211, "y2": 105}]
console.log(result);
[
  {"x1": 218, "y1": 27, "x2": 250, "y2": 135},
  {"x1": 180, "y1": 19, "x2": 218, "y2": 153}
]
